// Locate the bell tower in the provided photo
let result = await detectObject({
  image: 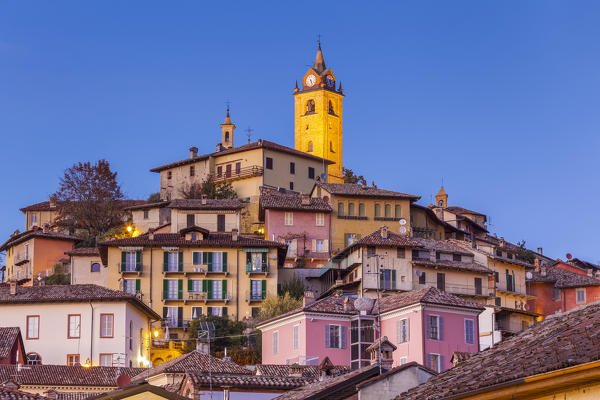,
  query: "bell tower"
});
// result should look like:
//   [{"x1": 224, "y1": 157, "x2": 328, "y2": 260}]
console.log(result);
[
  {"x1": 294, "y1": 42, "x2": 344, "y2": 183},
  {"x1": 220, "y1": 105, "x2": 235, "y2": 149},
  {"x1": 435, "y1": 186, "x2": 448, "y2": 208}
]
